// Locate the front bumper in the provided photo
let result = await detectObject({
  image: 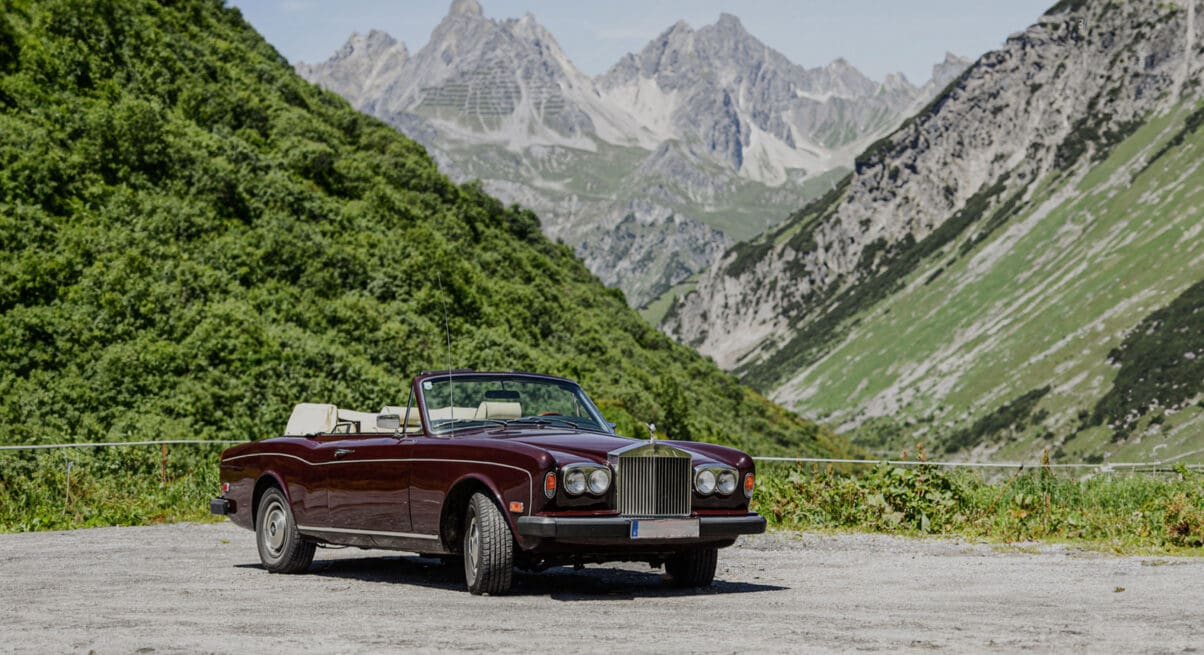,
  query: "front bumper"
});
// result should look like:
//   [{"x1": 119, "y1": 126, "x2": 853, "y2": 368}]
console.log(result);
[
  {"x1": 210, "y1": 497, "x2": 234, "y2": 515},
  {"x1": 516, "y1": 513, "x2": 766, "y2": 540}
]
